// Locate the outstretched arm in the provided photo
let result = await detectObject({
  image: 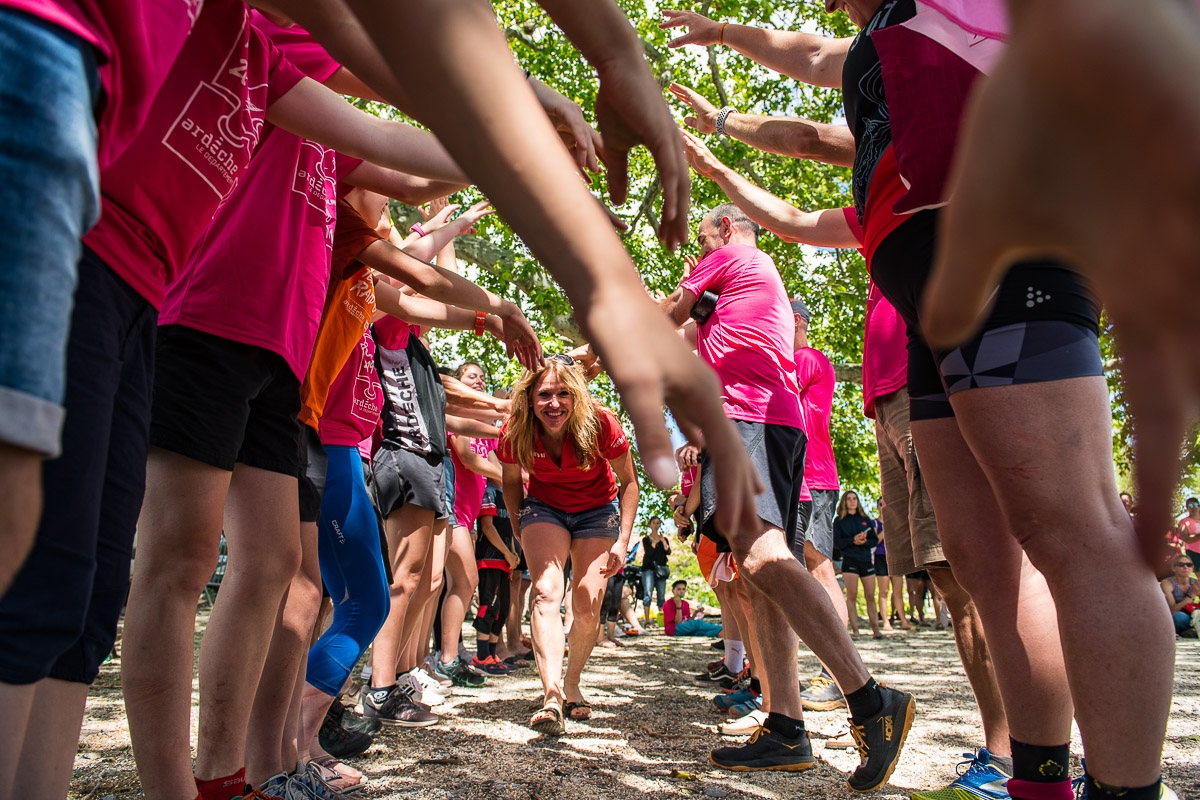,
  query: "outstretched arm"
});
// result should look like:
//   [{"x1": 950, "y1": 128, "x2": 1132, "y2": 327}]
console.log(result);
[
  {"x1": 660, "y1": 9, "x2": 851, "y2": 88},
  {"x1": 450, "y1": 434, "x2": 503, "y2": 482},
  {"x1": 682, "y1": 130, "x2": 858, "y2": 248},
  {"x1": 670, "y1": 83, "x2": 854, "y2": 167}
]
